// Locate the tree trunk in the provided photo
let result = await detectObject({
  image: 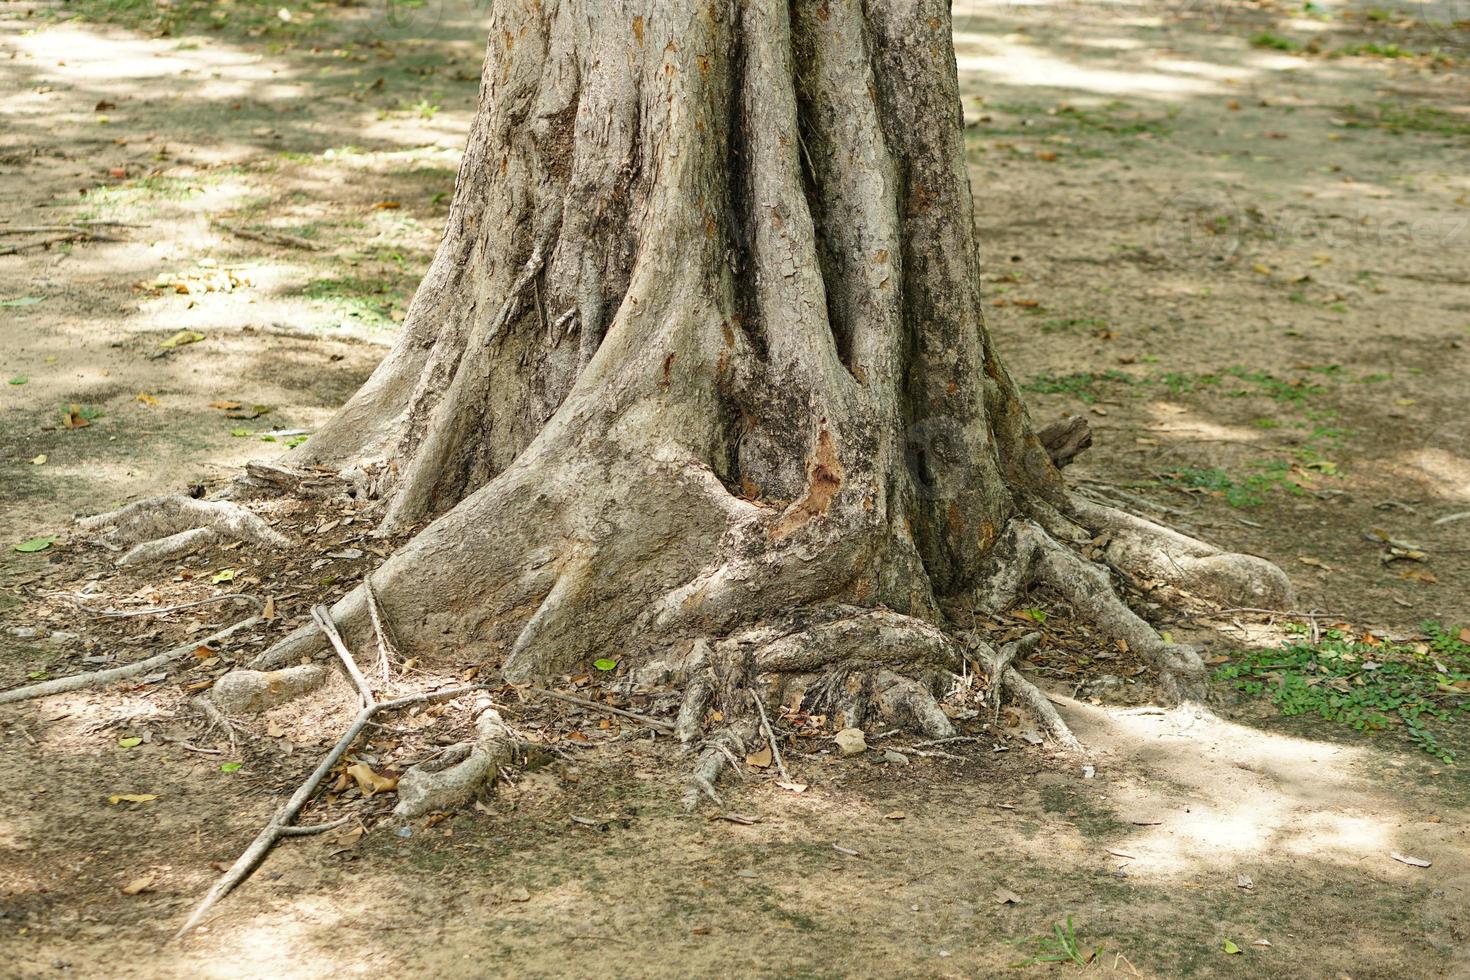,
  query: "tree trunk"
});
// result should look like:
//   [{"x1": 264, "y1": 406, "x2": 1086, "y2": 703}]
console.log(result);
[{"x1": 84, "y1": 0, "x2": 1291, "y2": 794}]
